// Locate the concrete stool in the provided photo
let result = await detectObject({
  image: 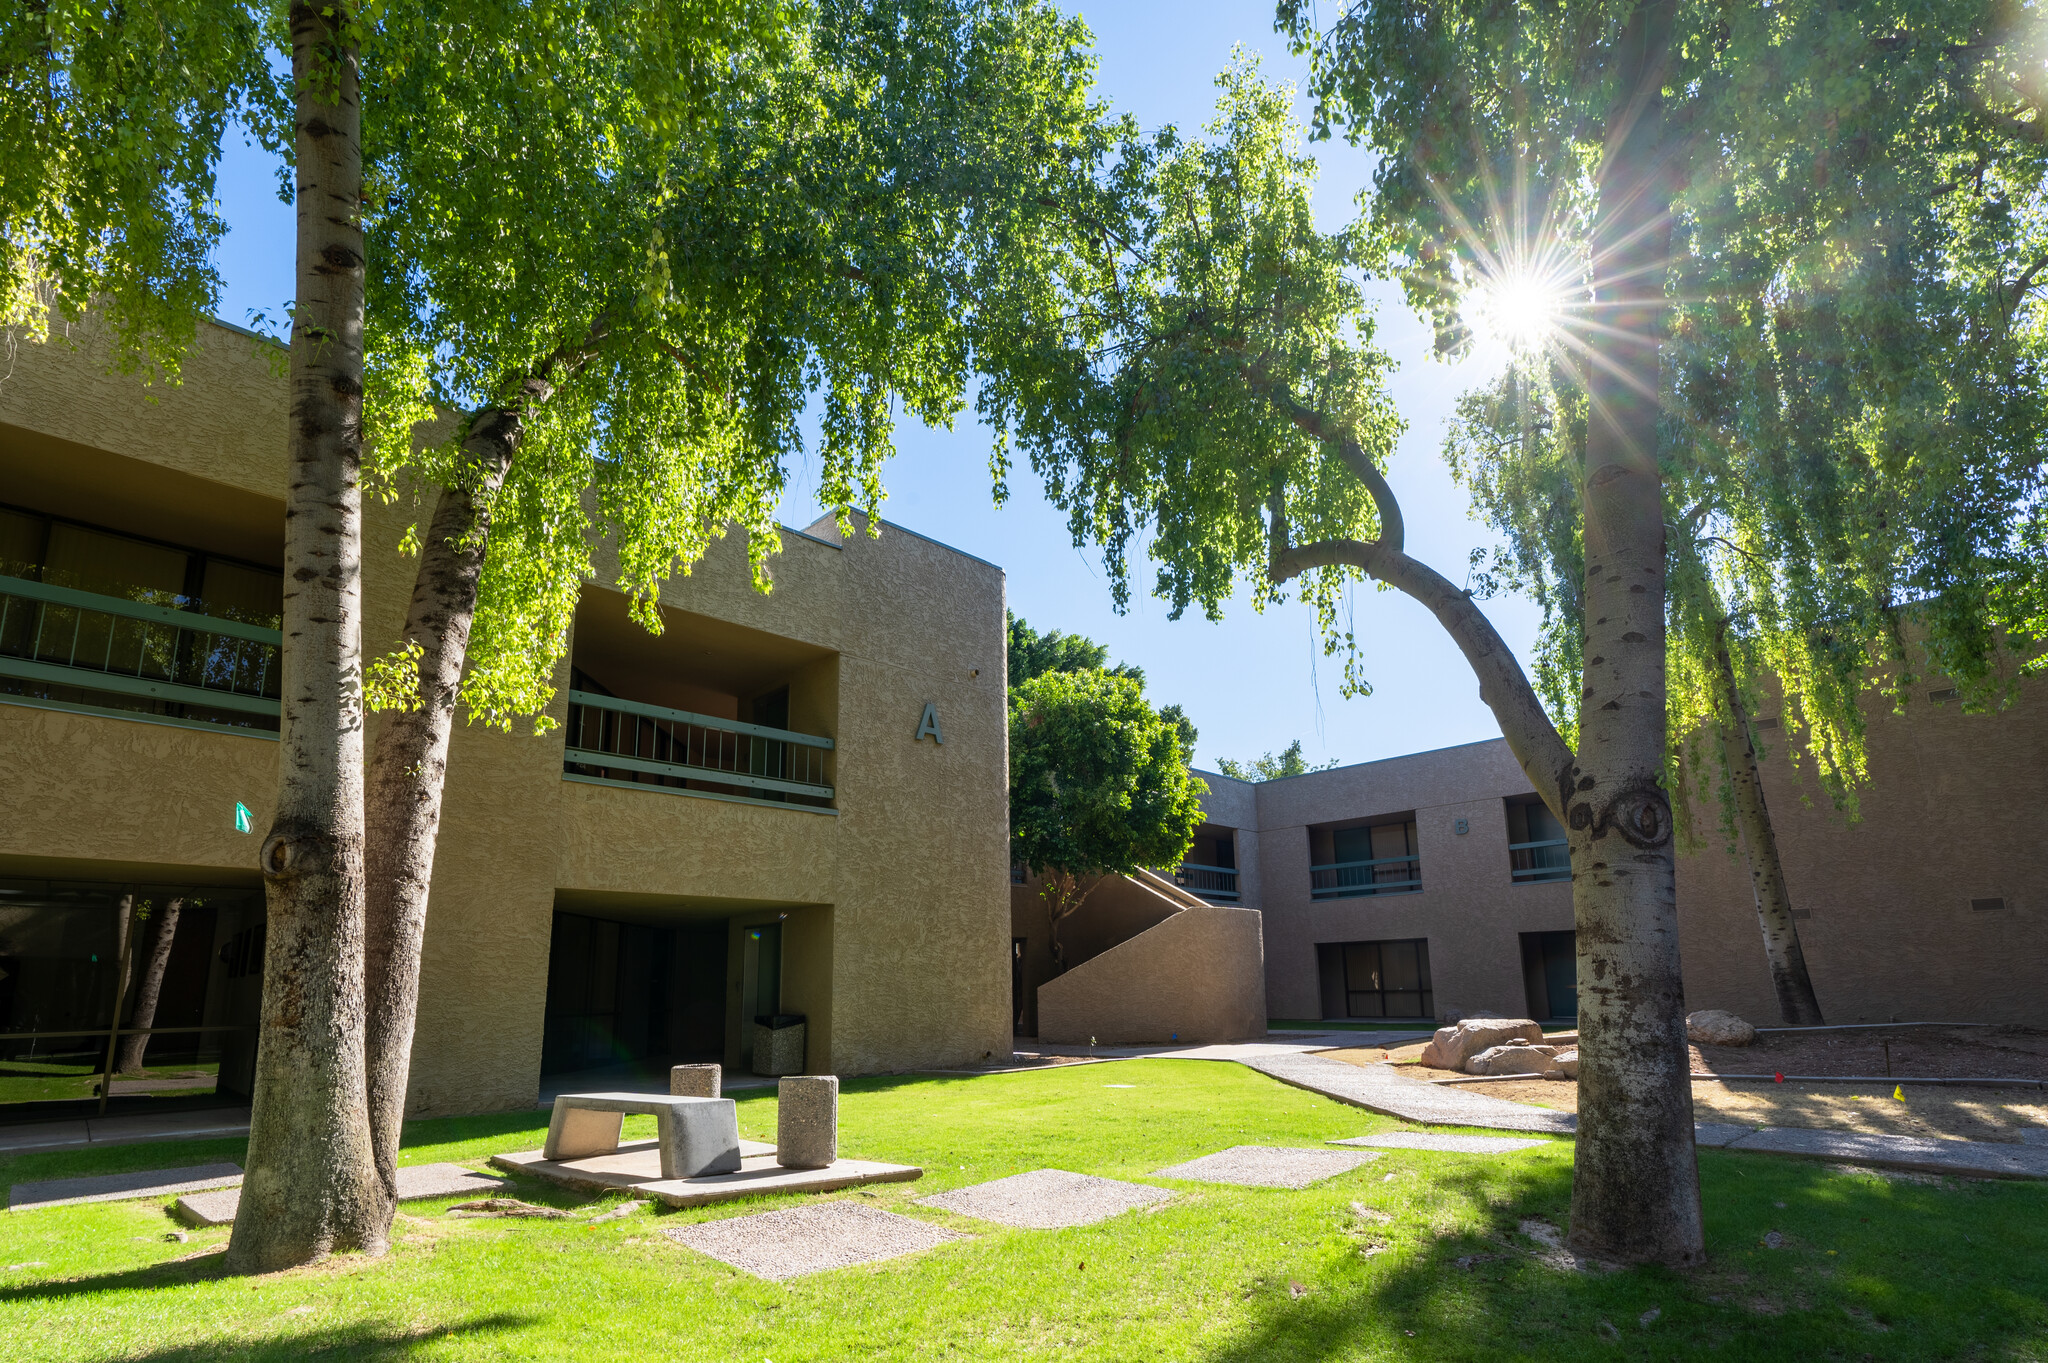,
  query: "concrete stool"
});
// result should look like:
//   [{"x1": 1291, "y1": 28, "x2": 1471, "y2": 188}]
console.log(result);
[
  {"x1": 671, "y1": 1064, "x2": 721, "y2": 1098},
  {"x1": 776, "y1": 1076, "x2": 839, "y2": 1169}
]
